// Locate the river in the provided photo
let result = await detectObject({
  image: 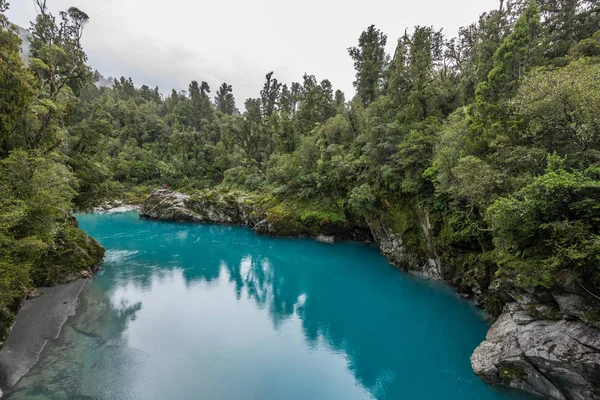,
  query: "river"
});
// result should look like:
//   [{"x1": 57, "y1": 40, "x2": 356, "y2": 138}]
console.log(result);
[{"x1": 6, "y1": 211, "x2": 535, "y2": 399}]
